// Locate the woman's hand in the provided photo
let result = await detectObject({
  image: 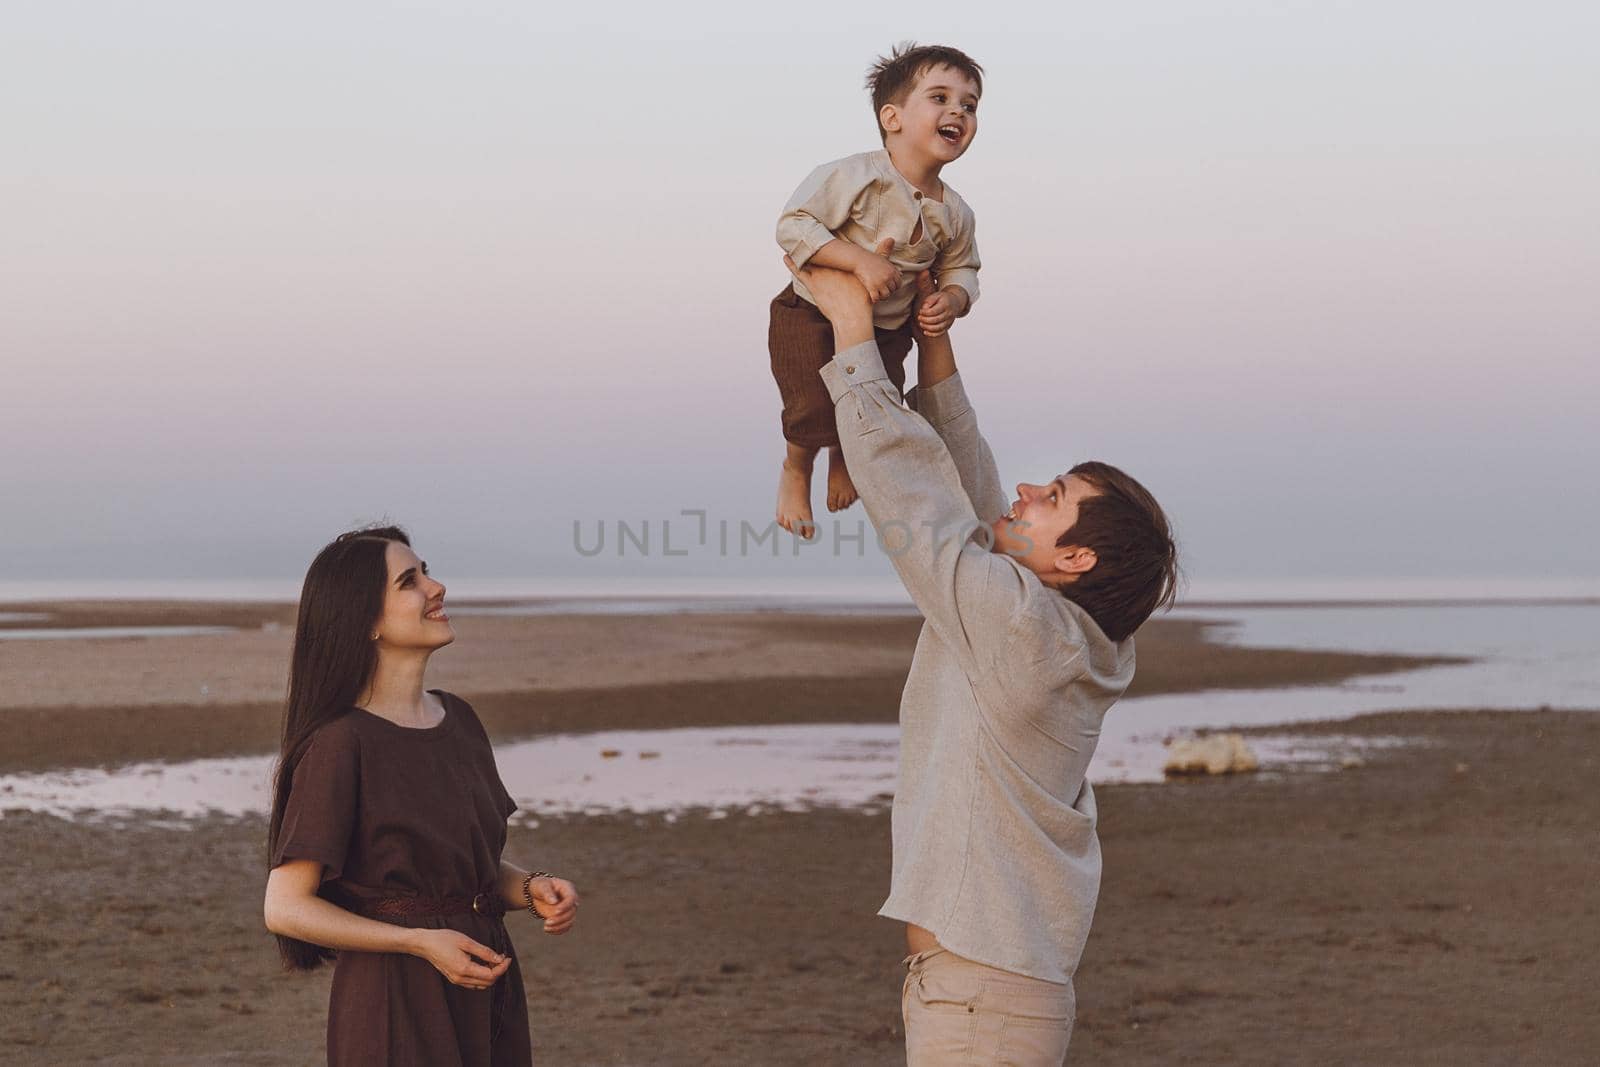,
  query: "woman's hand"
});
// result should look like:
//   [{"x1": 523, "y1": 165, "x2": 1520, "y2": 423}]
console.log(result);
[
  {"x1": 526, "y1": 876, "x2": 579, "y2": 935},
  {"x1": 852, "y1": 248, "x2": 904, "y2": 304},
  {"x1": 409, "y1": 928, "x2": 512, "y2": 990}
]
